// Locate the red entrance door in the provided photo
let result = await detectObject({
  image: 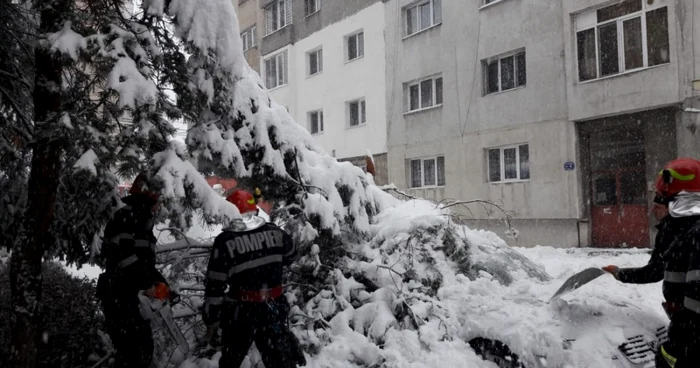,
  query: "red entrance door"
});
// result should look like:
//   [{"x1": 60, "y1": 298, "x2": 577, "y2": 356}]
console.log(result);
[{"x1": 591, "y1": 168, "x2": 649, "y2": 247}]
